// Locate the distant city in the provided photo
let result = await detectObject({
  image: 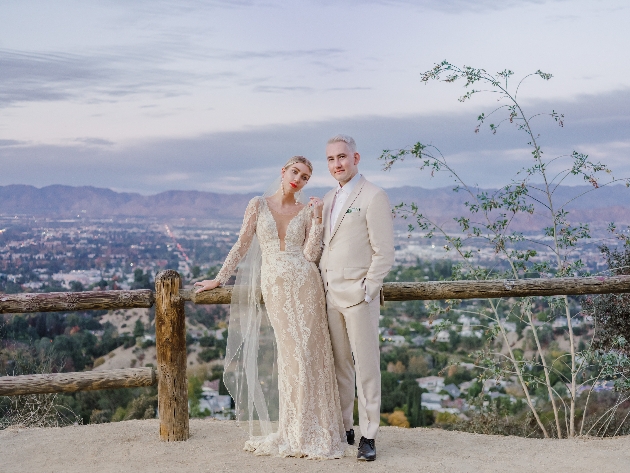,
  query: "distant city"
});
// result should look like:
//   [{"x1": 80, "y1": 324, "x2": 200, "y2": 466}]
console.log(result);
[
  {"x1": 0, "y1": 211, "x2": 622, "y2": 295},
  {"x1": 0, "y1": 215, "x2": 234, "y2": 293}
]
